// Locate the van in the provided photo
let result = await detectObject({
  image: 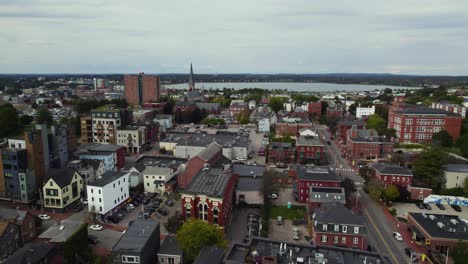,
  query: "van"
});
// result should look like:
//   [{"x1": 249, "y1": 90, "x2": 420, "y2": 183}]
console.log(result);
[
  {"x1": 277, "y1": 216, "x2": 283, "y2": 225},
  {"x1": 293, "y1": 227, "x2": 300, "y2": 240}
]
